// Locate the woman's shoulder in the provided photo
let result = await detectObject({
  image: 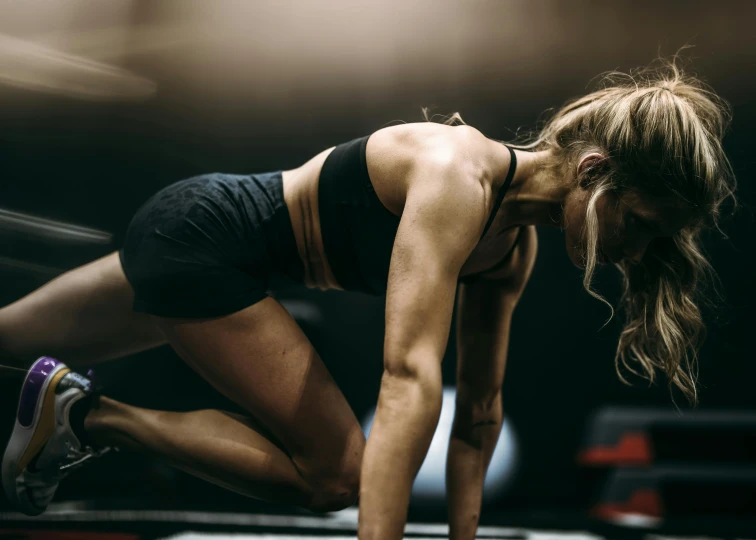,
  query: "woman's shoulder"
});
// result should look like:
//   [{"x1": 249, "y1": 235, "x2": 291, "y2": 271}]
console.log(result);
[
  {"x1": 368, "y1": 122, "x2": 489, "y2": 166},
  {"x1": 365, "y1": 123, "x2": 494, "y2": 203}
]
